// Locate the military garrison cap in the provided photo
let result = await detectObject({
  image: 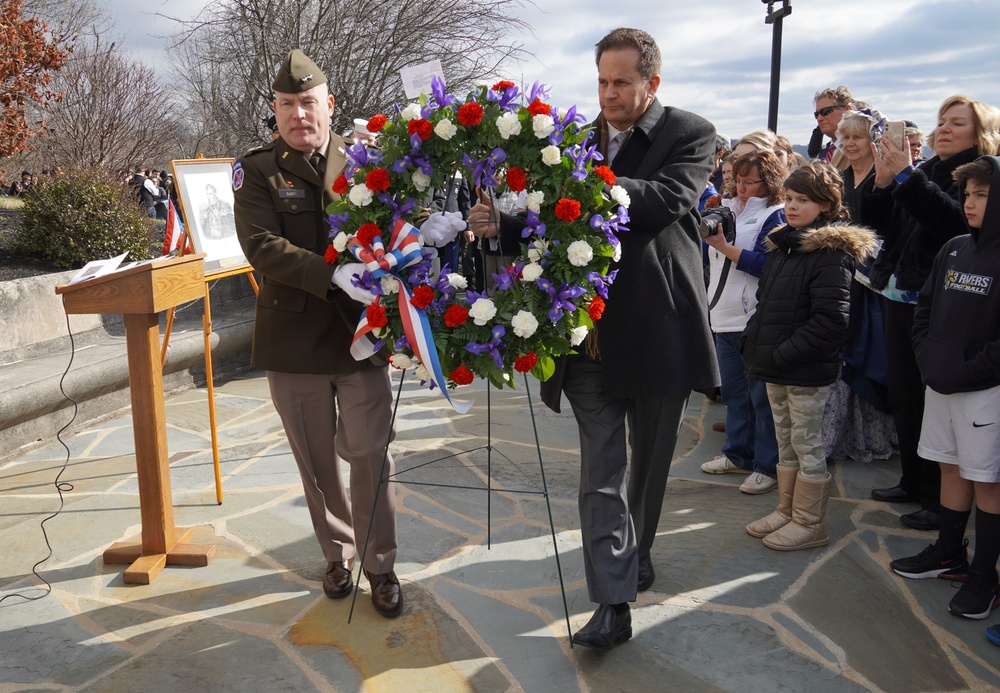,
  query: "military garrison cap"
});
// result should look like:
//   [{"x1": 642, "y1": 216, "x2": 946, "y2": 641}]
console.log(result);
[{"x1": 272, "y1": 49, "x2": 327, "y2": 94}]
